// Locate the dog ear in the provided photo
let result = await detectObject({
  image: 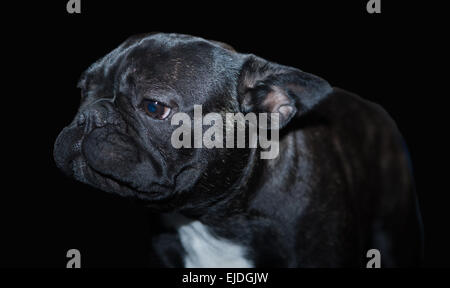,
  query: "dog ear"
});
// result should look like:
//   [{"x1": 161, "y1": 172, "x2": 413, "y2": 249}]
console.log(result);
[
  {"x1": 238, "y1": 55, "x2": 332, "y2": 129},
  {"x1": 209, "y1": 40, "x2": 236, "y2": 52}
]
